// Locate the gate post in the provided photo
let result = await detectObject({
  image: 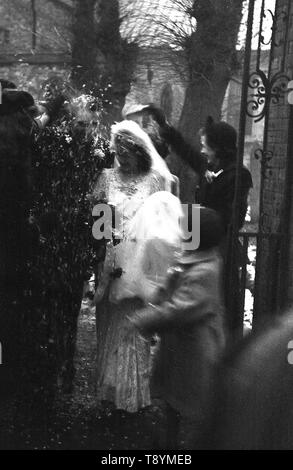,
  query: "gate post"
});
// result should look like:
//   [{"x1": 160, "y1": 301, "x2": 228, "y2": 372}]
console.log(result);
[{"x1": 226, "y1": 0, "x2": 255, "y2": 341}]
